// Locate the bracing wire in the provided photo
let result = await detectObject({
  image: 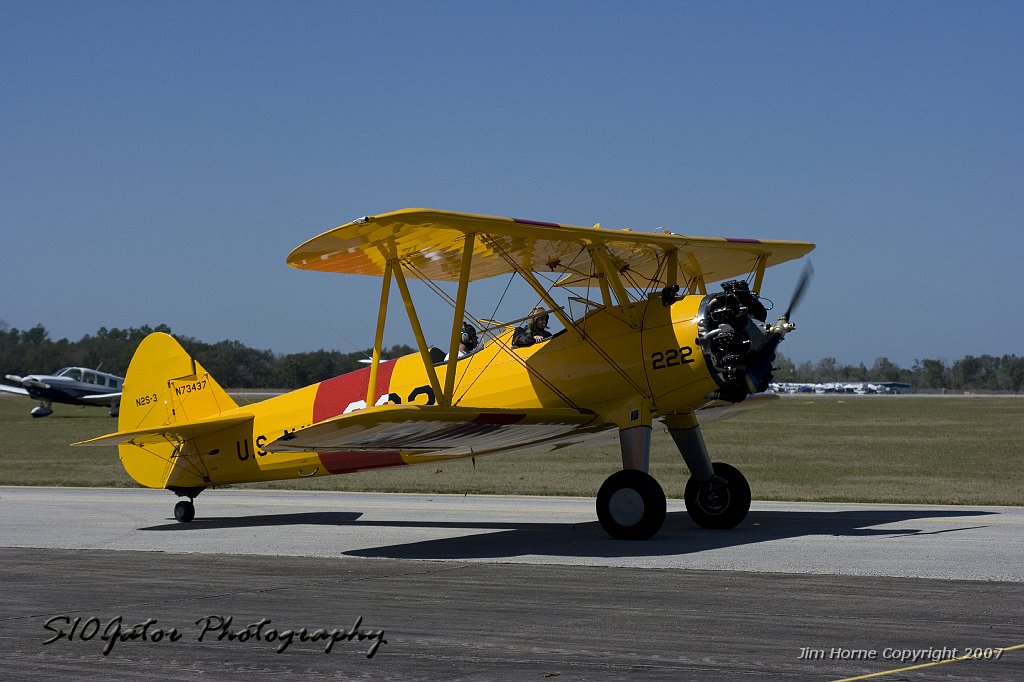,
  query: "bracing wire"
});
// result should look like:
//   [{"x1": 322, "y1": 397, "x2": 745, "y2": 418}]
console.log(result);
[
  {"x1": 485, "y1": 238, "x2": 649, "y2": 398},
  {"x1": 399, "y1": 256, "x2": 582, "y2": 410}
]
